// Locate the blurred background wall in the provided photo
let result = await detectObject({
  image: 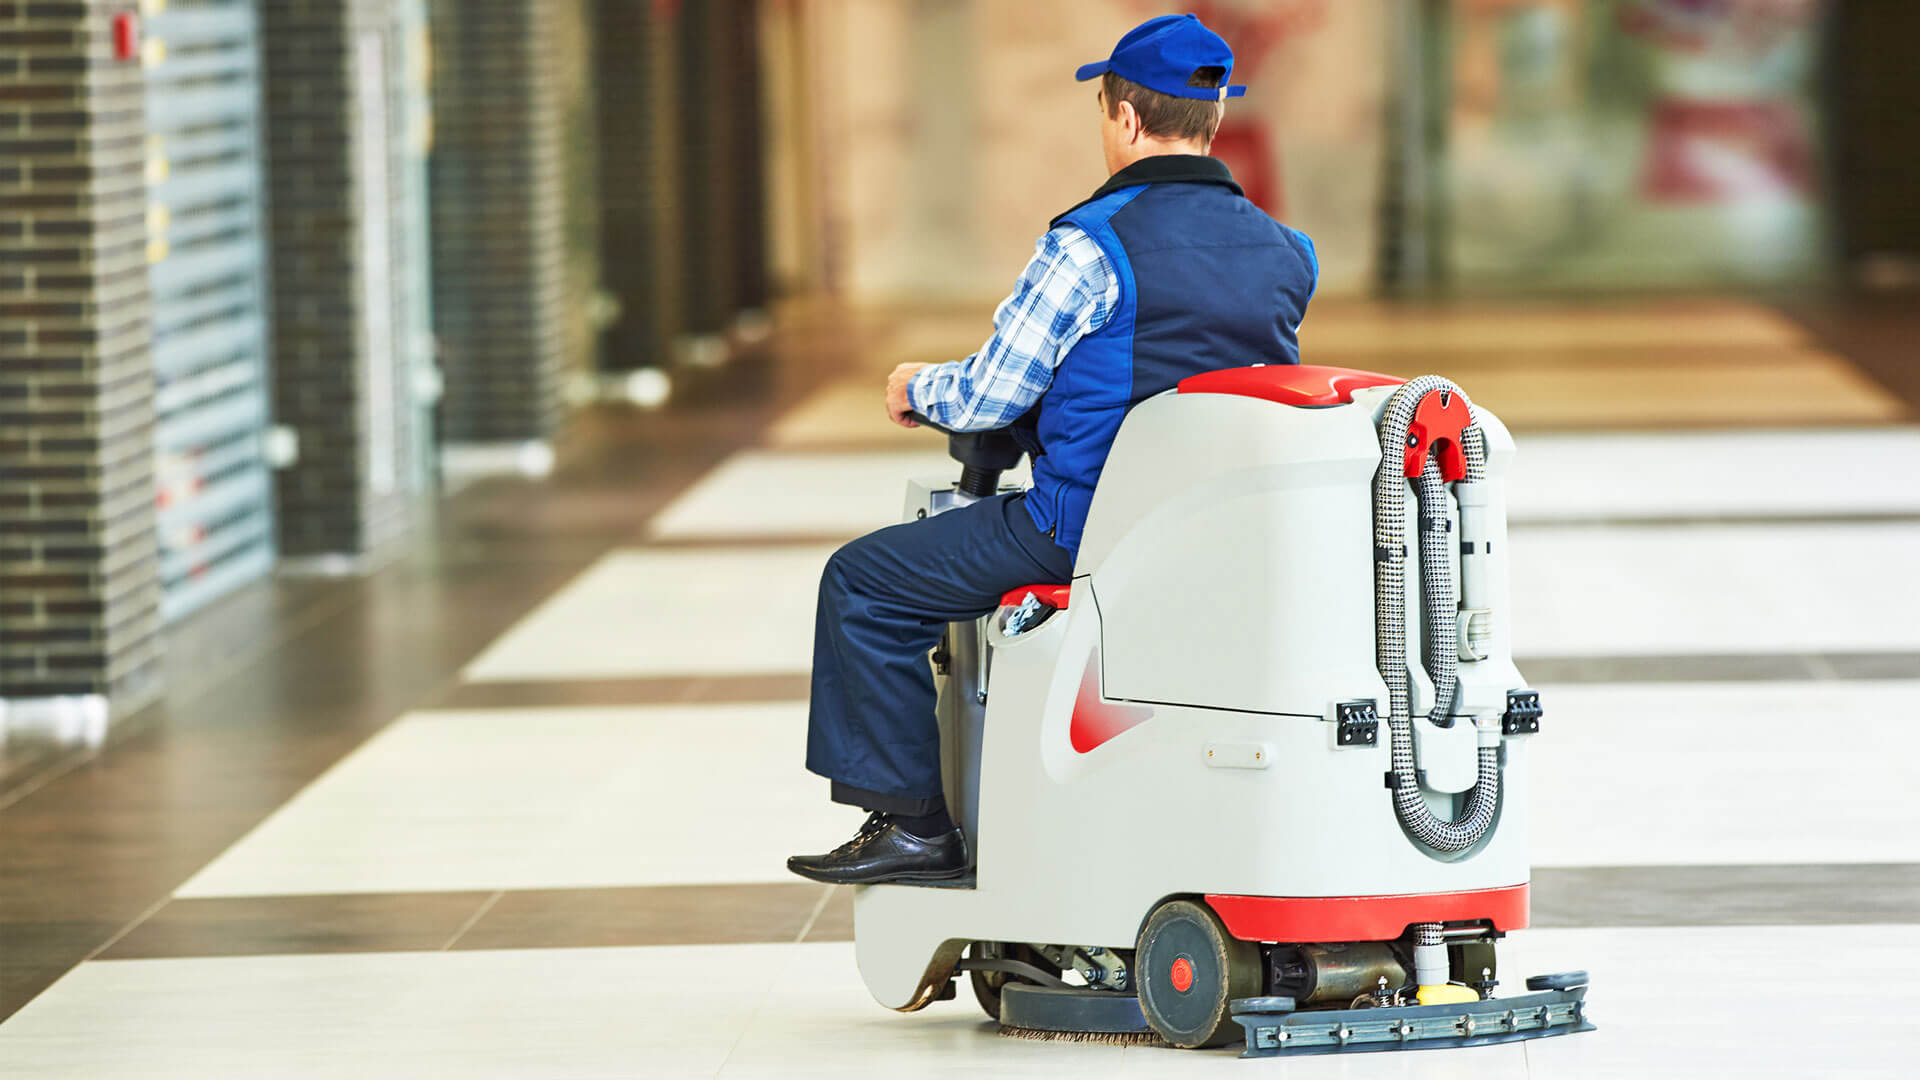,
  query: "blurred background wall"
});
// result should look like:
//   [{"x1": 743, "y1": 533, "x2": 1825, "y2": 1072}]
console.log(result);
[{"x1": 2, "y1": 0, "x2": 1915, "y2": 716}]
